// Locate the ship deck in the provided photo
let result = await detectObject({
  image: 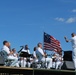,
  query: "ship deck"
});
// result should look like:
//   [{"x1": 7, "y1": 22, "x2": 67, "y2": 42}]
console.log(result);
[{"x1": 0, "y1": 66, "x2": 75, "y2": 75}]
